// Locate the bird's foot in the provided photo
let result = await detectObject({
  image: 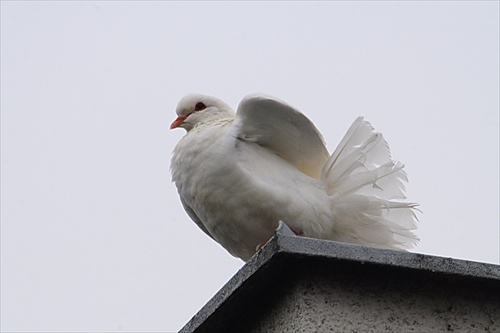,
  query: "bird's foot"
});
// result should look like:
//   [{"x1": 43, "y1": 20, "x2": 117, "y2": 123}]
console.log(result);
[{"x1": 255, "y1": 241, "x2": 267, "y2": 251}]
